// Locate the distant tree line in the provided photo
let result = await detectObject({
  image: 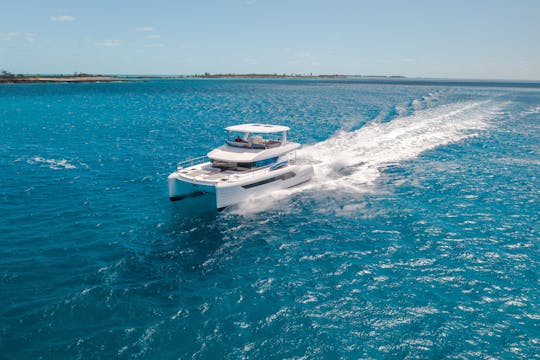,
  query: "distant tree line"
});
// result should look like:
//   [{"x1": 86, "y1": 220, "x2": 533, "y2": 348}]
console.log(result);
[
  {"x1": 0, "y1": 70, "x2": 24, "y2": 80},
  {"x1": 1, "y1": 70, "x2": 98, "y2": 79}
]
